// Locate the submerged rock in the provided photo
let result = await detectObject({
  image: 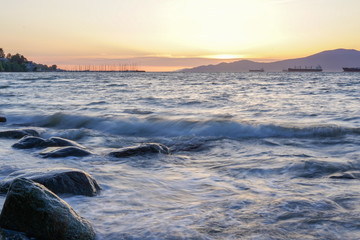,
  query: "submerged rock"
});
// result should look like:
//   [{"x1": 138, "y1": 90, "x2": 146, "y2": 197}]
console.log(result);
[
  {"x1": 0, "y1": 129, "x2": 39, "y2": 139},
  {"x1": 39, "y1": 146, "x2": 92, "y2": 158},
  {"x1": 109, "y1": 143, "x2": 171, "y2": 158},
  {"x1": 0, "y1": 168, "x2": 101, "y2": 196},
  {"x1": 12, "y1": 136, "x2": 86, "y2": 149},
  {"x1": 329, "y1": 171, "x2": 360, "y2": 179},
  {"x1": 0, "y1": 178, "x2": 96, "y2": 240},
  {"x1": 0, "y1": 116, "x2": 6, "y2": 122}
]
